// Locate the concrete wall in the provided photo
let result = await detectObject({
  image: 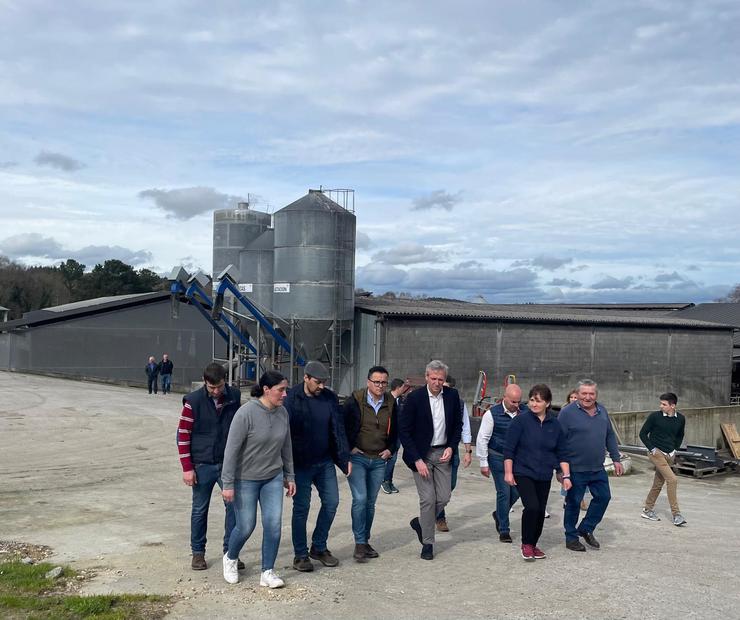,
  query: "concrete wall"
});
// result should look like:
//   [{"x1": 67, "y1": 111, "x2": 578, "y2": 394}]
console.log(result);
[
  {"x1": 368, "y1": 316, "x2": 733, "y2": 410},
  {"x1": 0, "y1": 301, "x2": 213, "y2": 390},
  {"x1": 611, "y1": 406, "x2": 740, "y2": 450}
]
